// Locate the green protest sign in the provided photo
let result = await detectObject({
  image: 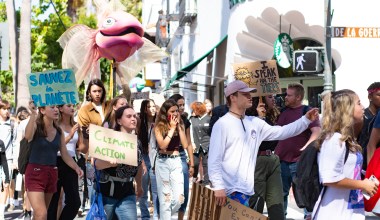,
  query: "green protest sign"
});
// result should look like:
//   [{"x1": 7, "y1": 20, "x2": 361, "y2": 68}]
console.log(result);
[
  {"x1": 89, "y1": 124, "x2": 138, "y2": 166},
  {"x1": 27, "y1": 69, "x2": 79, "y2": 107}
]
